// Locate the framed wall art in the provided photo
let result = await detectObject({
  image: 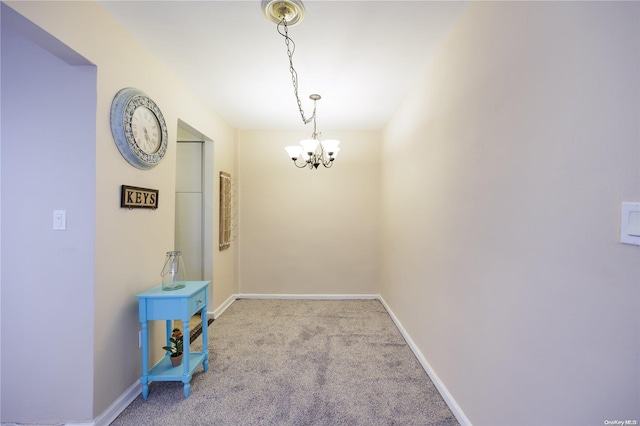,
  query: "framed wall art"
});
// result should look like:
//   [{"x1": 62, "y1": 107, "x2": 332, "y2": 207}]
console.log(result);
[{"x1": 219, "y1": 172, "x2": 235, "y2": 250}]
